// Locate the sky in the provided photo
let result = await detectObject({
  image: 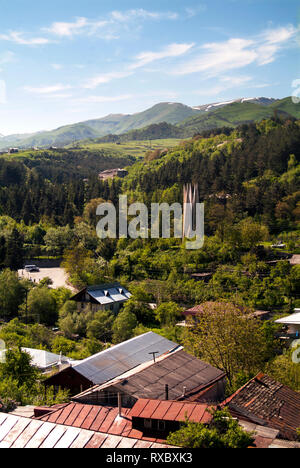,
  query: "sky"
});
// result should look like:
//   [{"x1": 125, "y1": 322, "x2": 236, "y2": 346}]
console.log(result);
[{"x1": 0, "y1": 0, "x2": 299, "y2": 135}]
